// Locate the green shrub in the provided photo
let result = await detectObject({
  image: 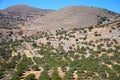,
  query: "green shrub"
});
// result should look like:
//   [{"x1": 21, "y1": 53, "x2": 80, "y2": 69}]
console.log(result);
[
  {"x1": 112, "y1": 65, "x2": 120, "y2": 73},
  {"x1": 25, "y1": 74, "x2": 35, "y2": 80}
]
